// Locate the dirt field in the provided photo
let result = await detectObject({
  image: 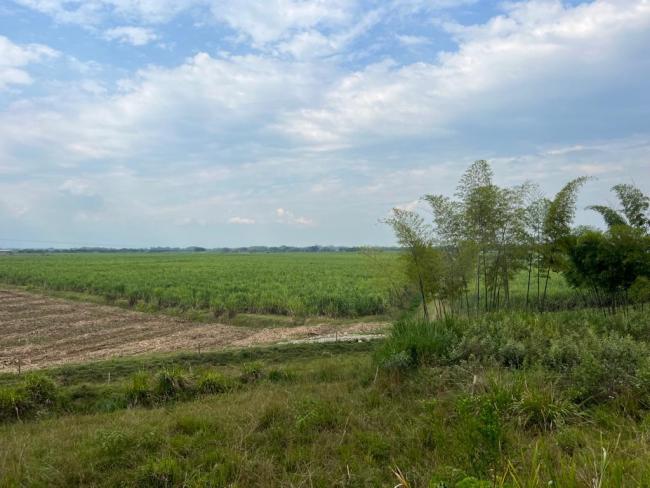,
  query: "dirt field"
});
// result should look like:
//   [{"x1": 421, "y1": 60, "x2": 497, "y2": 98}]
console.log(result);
[{"x1": 0, "y1": 288, "x2": 387, "y2": 371}]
